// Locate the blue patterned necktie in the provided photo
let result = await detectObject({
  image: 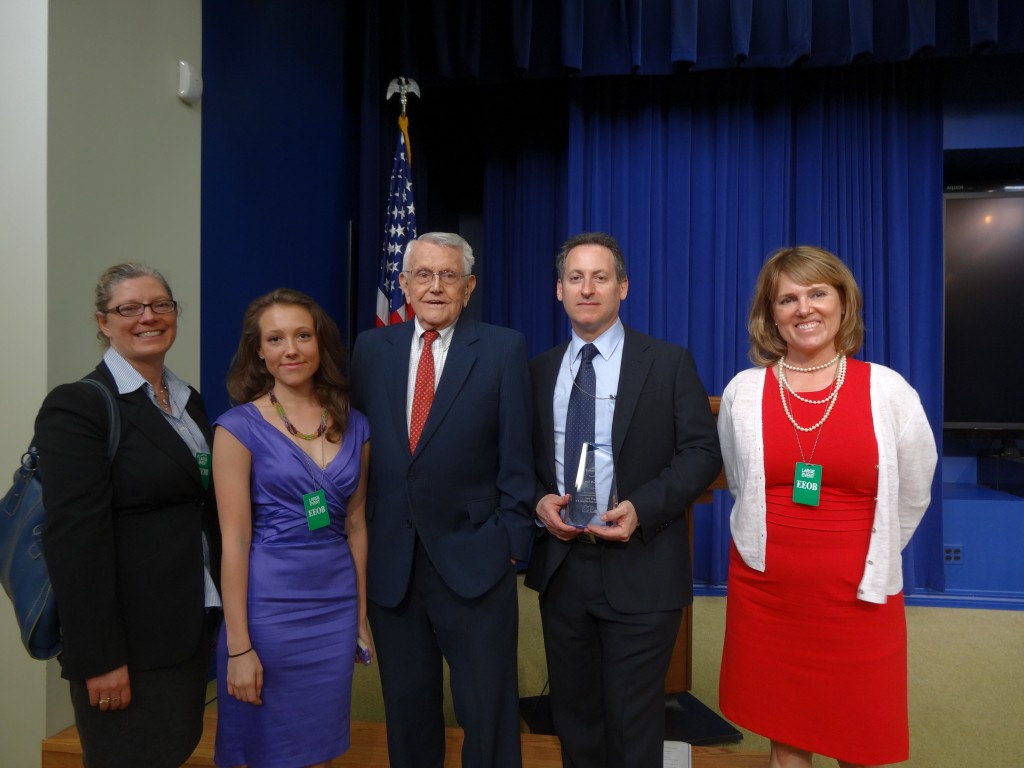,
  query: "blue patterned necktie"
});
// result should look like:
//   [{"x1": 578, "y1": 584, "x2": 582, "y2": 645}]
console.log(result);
[{"x1": 564, "y1": 343, "x2": 598, "y2": 495}]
